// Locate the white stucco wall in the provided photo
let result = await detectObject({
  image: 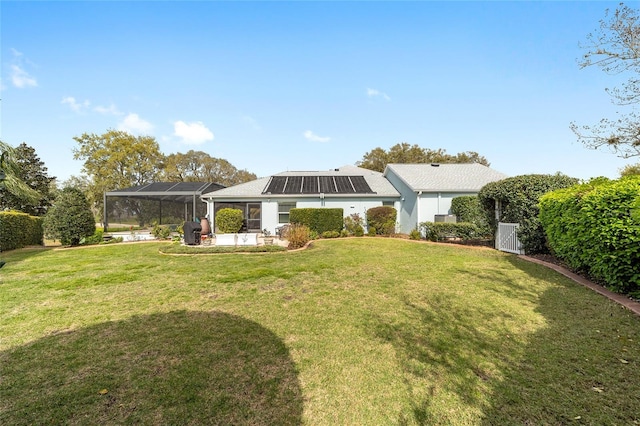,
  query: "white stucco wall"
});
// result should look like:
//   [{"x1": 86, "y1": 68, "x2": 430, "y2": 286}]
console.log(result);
[{"x1": 417, "y1": 192, "x2": 477, "y2": 226}]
